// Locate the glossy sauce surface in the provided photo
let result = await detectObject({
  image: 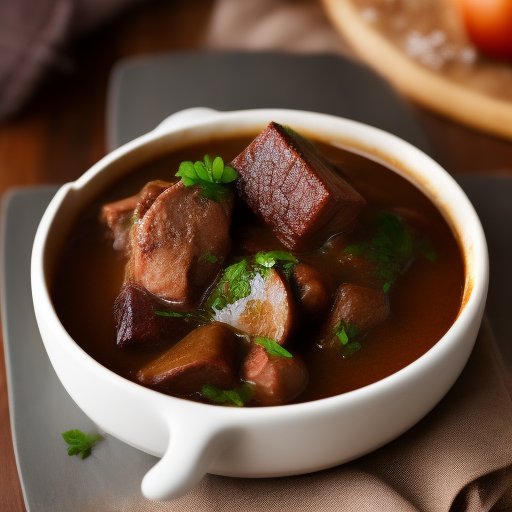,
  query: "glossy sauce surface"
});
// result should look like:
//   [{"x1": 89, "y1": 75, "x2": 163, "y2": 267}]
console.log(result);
[{"x1": 52, "y1": 135, "x2": 465, "y2": 404}]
